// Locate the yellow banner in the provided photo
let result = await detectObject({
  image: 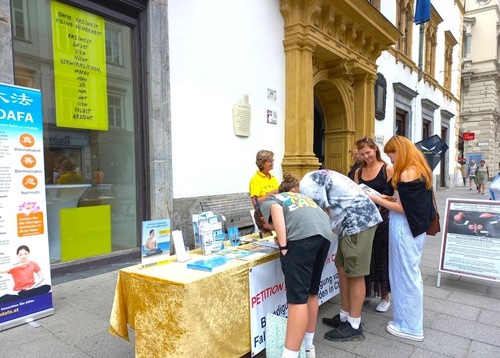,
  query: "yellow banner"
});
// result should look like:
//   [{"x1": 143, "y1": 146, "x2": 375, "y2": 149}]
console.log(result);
[{"x1": 51, "y1": 1, "x2": 108, "y2": 130}]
